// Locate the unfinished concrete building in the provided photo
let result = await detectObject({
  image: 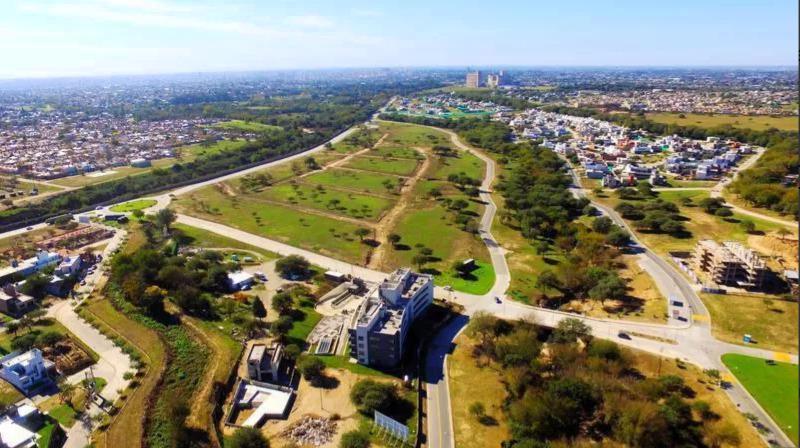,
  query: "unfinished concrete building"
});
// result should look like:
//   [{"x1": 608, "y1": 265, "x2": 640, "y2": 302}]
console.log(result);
[{"x1": 693, "y1": 240, "x2": 768, "y2": 289}]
